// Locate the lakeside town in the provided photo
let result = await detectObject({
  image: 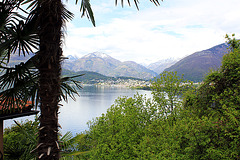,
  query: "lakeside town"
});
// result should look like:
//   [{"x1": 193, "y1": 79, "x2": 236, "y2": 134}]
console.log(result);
[
  {"x1": 83, "y1": 78, "x2": 204, "y2": 91},
  {"x1": 85, "y1": 78, "x2": 151, "y2": 88},
  {"x1": 83, "y1": 78, "x2": 200, "y2": 89}
]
